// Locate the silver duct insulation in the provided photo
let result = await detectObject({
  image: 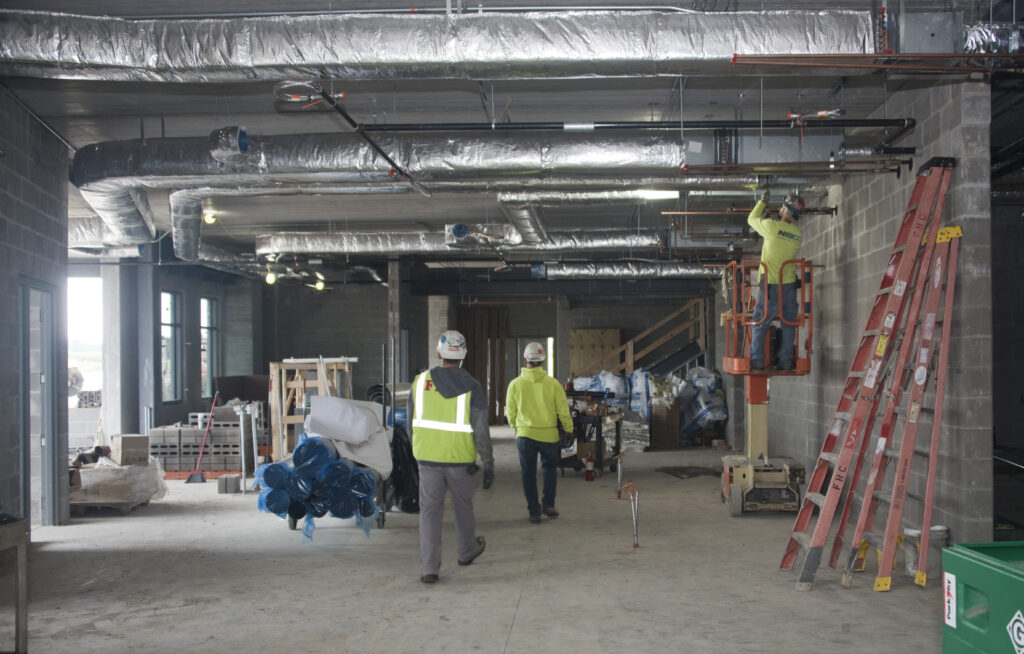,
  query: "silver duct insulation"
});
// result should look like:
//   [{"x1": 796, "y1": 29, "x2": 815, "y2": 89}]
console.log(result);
[
  {"x1": 0, "y1": 10, "x2": 874, "y2": 82},
  {"x1": 535, "y1": 262, "x2": 720, "y2": 280},
  {"x1": 444, "y1": 223, "x2": 522, "y2": 246},
  {"x1": 68, "y1": 216, "x2": 117, "y2": 248},
  {"x1": 168, "y1": 184, "x2": 415, "y2": 261},
  {"x1": 496, "y1": 181, "x2": 759, "y2": 204},
  {"x1": 255, "y1": 229, "x2": 660, "y2": 256},
  {"x1": 77, "y1": 186, "x2": 156, "y2": 244},
  {"x1": 499, "y1": 203, "x2": 549, "y2": 244},
  {"x1": 963, "y1": 23, "x2": 1024, "y2": 53},
  {"x1": 72, "y1": 132, "x2": 689, "y2": 246}
]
